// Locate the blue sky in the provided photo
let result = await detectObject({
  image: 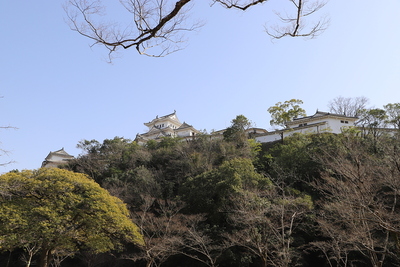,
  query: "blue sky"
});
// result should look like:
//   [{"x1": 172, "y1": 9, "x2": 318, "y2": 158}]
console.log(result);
[{"x1": 1, "y1": 0, "x2": 400, "y2": 173}]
